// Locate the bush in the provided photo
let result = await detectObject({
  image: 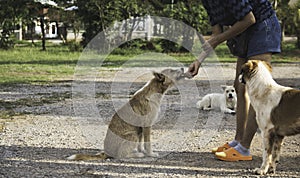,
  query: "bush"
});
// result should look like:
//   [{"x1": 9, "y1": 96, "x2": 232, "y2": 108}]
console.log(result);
[
  {"x1": 111, "y1": 39, "x2": 160, "y2": 55},
  {"x1": 66, "y1": 40, "x2": 82, "y2": 52},
  {"x1": 159, "y1": 39, "x2": 180, "y2": 53},
  {"x1": 0, "y1": 31, "x2": 15, "y2": 49}
]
